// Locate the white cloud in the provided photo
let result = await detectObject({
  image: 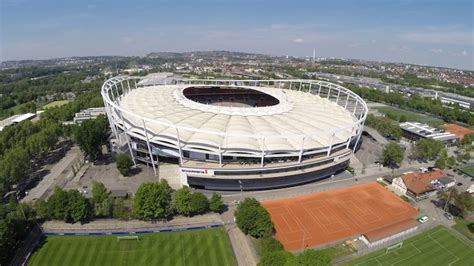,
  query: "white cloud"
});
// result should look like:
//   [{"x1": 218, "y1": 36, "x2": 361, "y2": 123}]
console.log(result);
[
  {"x1": 429, "y1": 48, "x2": 443, "y2": 54},
  {"x1": 398, "y1": 30, "x2": 473, "y2": 45},
  {"x1": 293, "y1": 38, "x2": 304, "y2": 43}
]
